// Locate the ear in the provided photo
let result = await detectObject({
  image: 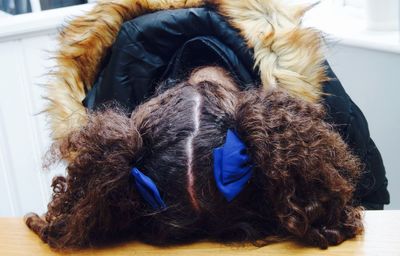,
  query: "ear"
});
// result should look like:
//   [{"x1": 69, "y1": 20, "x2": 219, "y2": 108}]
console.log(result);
[{"x1": 234, "y1": 90, "x2": 363, "y2": 248}]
